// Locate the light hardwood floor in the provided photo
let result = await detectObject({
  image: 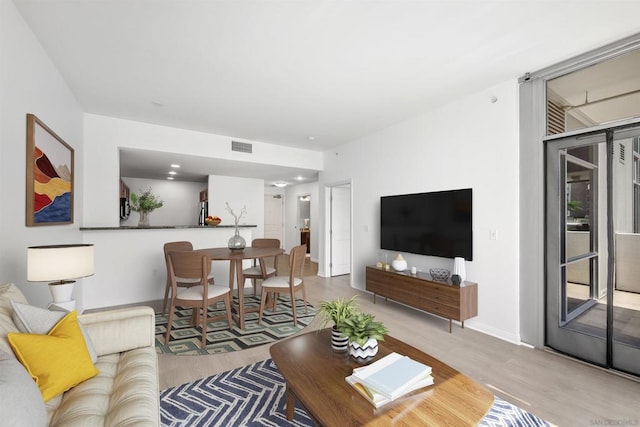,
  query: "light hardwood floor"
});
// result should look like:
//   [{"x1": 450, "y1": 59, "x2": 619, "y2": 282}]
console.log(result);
[{"x1": 156, "y1": 266, "x2": 640, "y2": 427}]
